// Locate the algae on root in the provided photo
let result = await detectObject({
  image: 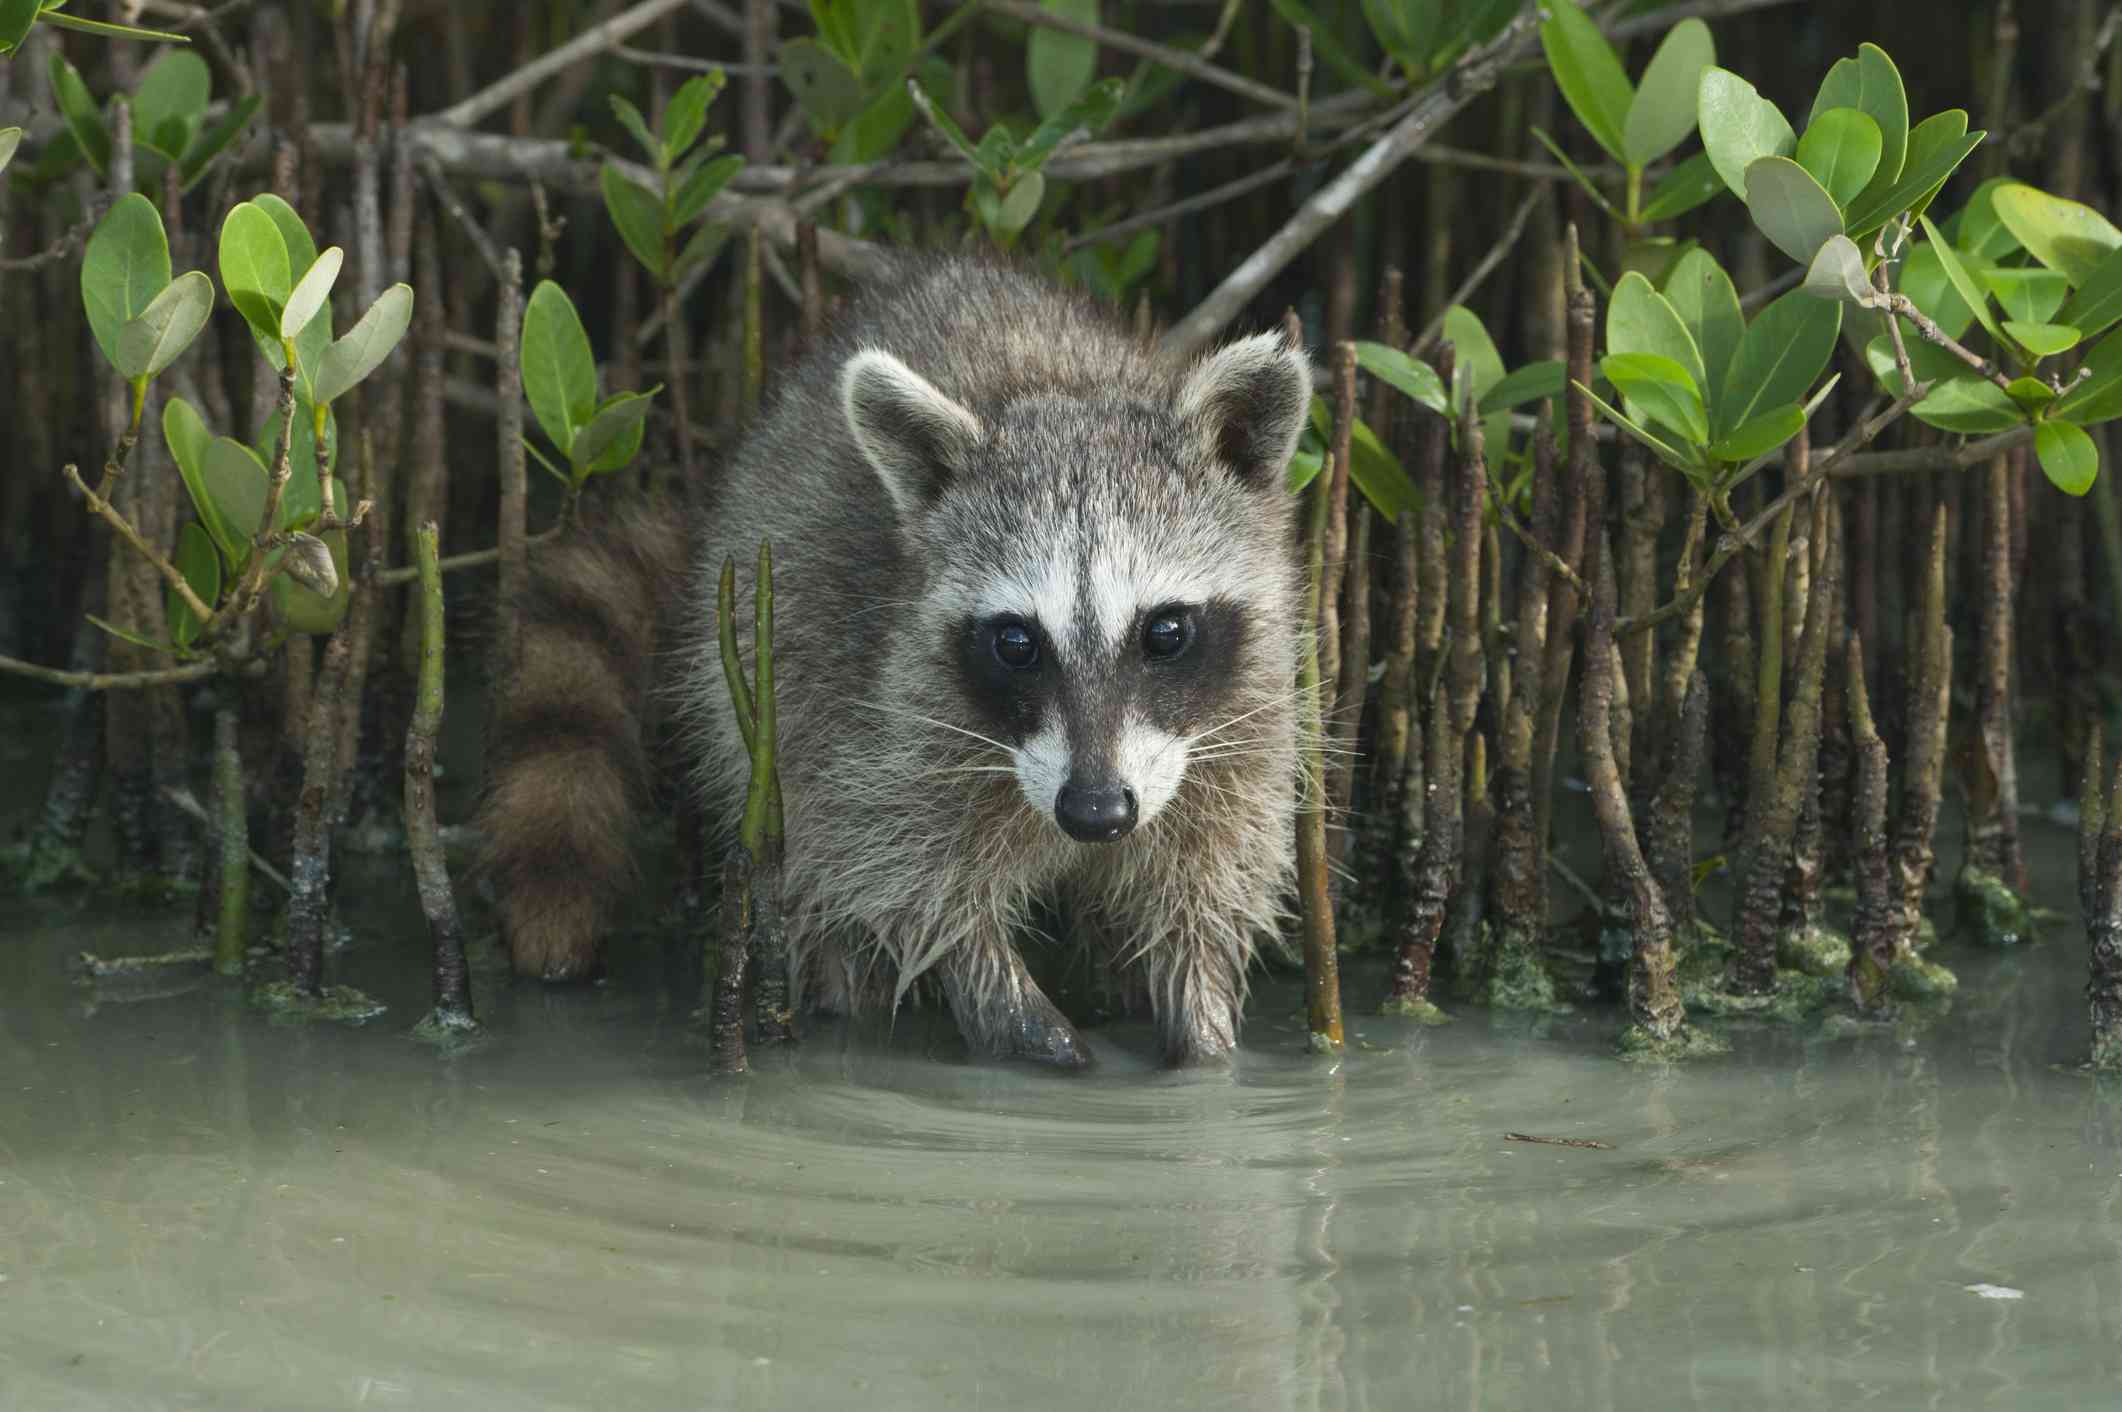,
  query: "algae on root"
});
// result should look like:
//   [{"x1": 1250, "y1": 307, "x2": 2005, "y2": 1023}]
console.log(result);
[
  {"x1": 1955, "y1": 866, "x2": 2036, "y2": 948},
  {"x1": 1481, "y1": 935, "x2": 1573, "y2": 1013},
  {"x1": 1616, "y1": 1021, "x2": 1729, "y2": 1061},
  {"x1": 1379, "y1": 995, "x2": 1453, "y2": 1025},
  {"x1": 1682, "y1": 969, "x2": 1839, "y2": 1023},
  {"x1": 252, "y1": 981, "x2": 387, "y2": 1024},
  {"x1": 1777, "y1": 924, "x2": 1852, "y2": 977},
  {"x1": 1890, "y1": 951, "x2": 1959, "y2": 999}
]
